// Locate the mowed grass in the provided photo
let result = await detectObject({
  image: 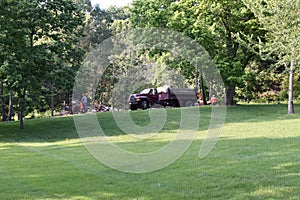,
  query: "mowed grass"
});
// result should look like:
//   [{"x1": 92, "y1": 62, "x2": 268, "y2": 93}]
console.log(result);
[{"x1": 0, "y1": 104, "x2": 300, "y2": 199}]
